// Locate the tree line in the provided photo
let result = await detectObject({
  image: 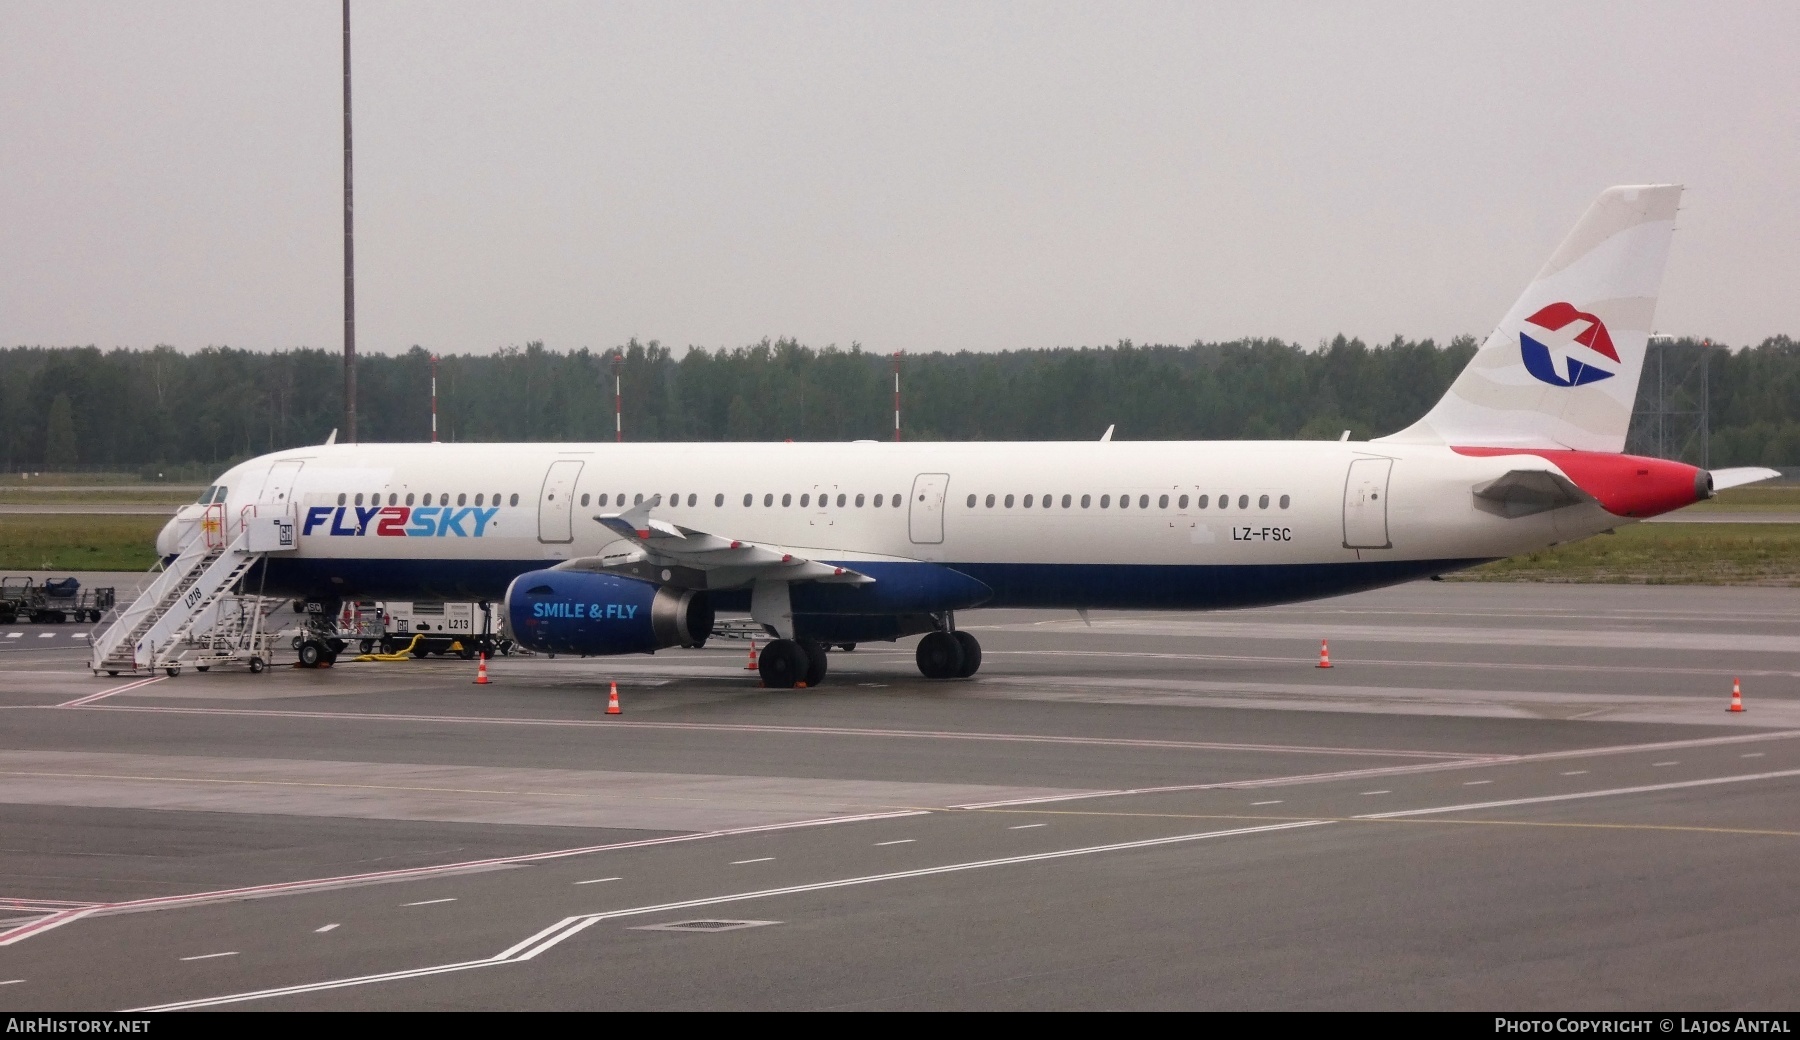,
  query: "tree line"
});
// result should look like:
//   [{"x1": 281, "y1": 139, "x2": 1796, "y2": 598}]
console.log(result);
[{"x1": 2, "y1": 335, "x2": 1796, "y2": 474}]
